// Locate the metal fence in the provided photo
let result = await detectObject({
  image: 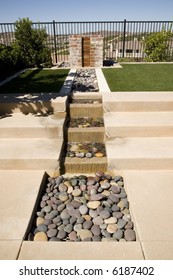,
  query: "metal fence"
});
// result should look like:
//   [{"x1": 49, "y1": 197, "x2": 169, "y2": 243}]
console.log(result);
[{"x1": 0, "y1": 20, "x2": 173, "y2": 63}]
